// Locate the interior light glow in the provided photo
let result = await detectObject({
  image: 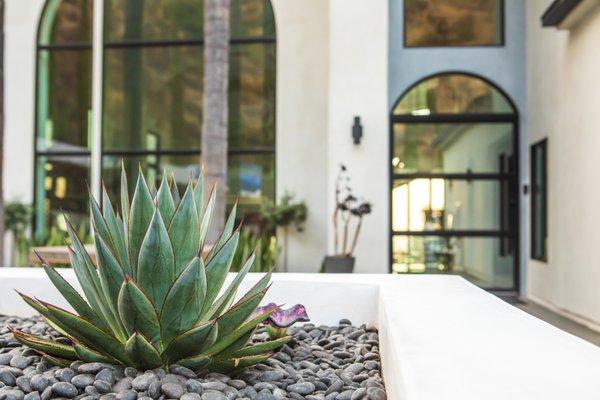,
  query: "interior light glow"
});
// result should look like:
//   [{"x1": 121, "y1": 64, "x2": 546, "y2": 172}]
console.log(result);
[
  {"x1": 411, "y1": 108, "x2": 431, "y2": 116},
  {"x1": 55, "y1": 177, "x2": 67, "y2": 199}
]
